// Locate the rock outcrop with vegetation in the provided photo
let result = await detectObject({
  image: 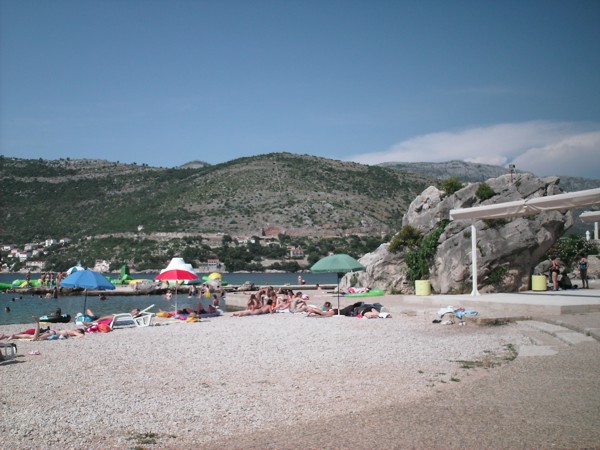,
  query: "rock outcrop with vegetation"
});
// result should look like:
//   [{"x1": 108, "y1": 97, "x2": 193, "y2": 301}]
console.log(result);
[{"x1": 347, "y1": 173, "x2": 575, "y2": 293}]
